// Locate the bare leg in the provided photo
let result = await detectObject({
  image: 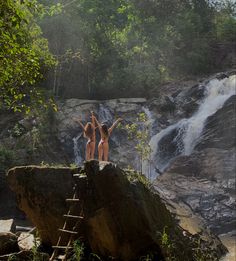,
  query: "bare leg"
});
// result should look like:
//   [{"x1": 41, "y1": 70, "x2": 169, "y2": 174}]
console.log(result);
[
  {"x1": 90, "y1": 141, "x2": 95, "y2": 159},
  {"x1": 98, "y1": 142, "x2": 103, "y2": 161},
  {"x1": 86, "y1": 142, "x2": 91, "y2": 161},
  {"x1": 103, "y1": 142, "x2": 109, "y2": 161}
]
